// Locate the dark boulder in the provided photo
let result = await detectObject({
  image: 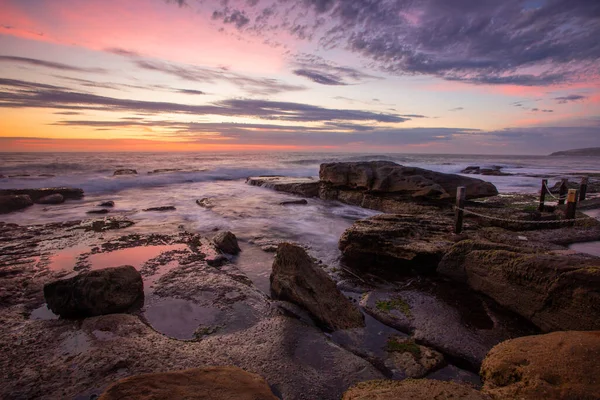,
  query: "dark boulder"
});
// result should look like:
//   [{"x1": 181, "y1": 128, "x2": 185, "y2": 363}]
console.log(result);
[
  {"x1": 37, "y1": 193, "x2": 64, "y2": 204},
  {"x1": 0, "y1": 195, "x2": 33, "y2": 214},
  {"x1": 98, "y1": 200, "x2": 115, "y2": 207},
  {"x1": 271, "y1": 243, "x2": 364, "y2": 331},
  {"x1": 87, "y1": 209, "x2": 109, "y2": 214},
  {"x1": 0, "y1": 187, "x2": 84, "y2": 201},
  {"x1": 279, "y1": 199, "x2": 308, "y2": 206},
  {"x1": 196, "y1": 197, "x2": 215, "y2": 208},
  {"x1": 44, "y1": 265, "x2": 144, "y2": 318},
  {"x1": 212, "y1": 231, "x2": 241, "y2": 255},
  {"x1": 98, "y1": 366, "x2": 279, "y2": 400},
  {"x1": 143, "y1": 206, "x2": 176, "y2": 212},
  {"x1": 113, "y1": 169, "x2": 137, "y2": 176}
]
